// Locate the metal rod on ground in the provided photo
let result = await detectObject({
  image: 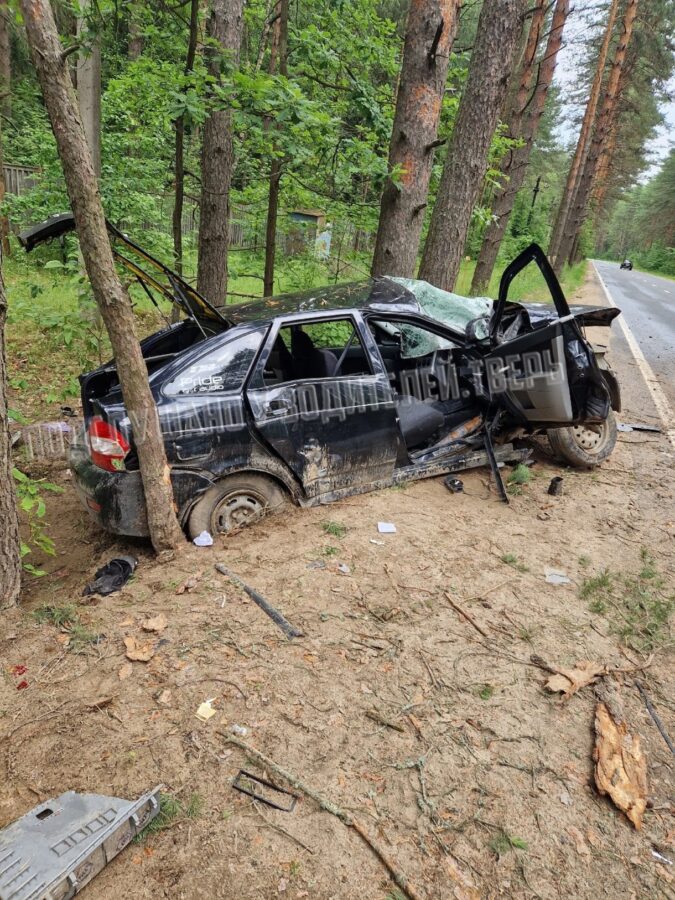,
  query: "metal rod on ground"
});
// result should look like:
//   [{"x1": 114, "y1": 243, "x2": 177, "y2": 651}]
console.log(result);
[
  {"x1": 635, "y1": 681, "x2": 674, "y2": 755},
  {"x1": 215, "y1": 563, "x2": 303, "y2": 639},
  {"x1": 219, "y1": 731, "x2": 426, "y2": 900}
]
